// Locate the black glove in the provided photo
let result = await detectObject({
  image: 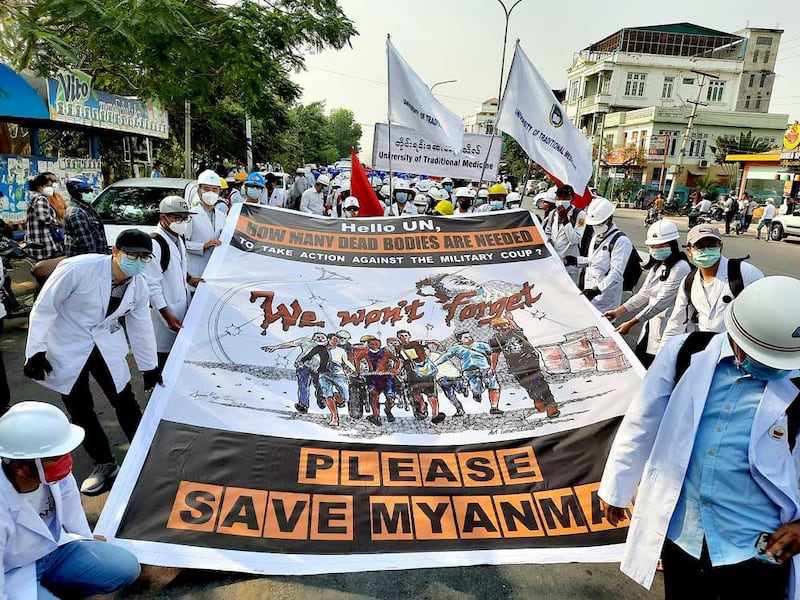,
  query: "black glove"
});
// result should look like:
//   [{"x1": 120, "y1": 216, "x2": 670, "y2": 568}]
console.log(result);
[
  {"x1": 563, "y1": 255, "x2": 578, "y2": 267},
  {"x1": 23, "y1": 352, "x2": 52, "y2": 381},
  {"x1": 142, "y1": 368, "x2": 163, "y2": 391},
  {"x1": 582, "y1": 287, "x2": 601, "y2": 301}
]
